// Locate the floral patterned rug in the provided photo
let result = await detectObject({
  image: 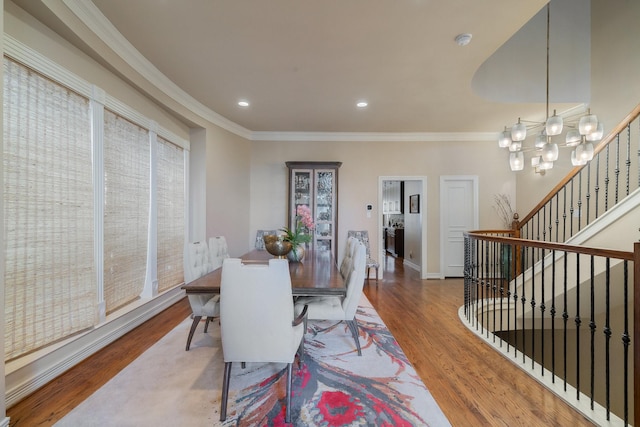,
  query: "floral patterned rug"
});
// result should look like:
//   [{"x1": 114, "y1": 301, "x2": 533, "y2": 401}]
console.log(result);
[{"x1": 56, "y1": 296, "x2": 450, "y2": 427}]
